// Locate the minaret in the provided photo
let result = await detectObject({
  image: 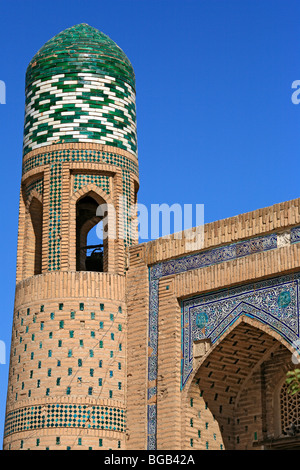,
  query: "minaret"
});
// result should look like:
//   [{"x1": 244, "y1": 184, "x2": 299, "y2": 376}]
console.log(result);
[{"x1": 3, "y1": 24, "x2": 139, "y2": 450}]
